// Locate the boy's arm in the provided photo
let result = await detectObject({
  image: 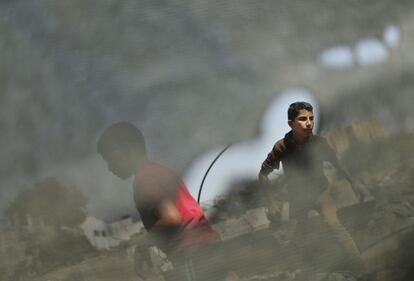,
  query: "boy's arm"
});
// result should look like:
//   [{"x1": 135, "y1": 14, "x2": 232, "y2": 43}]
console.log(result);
[
  {"x1": 134, "y1": 176, "x2": 183, "y2": 228},
  {"x1": 259, "y1": 141, "x2": 283, "y2": 185},
  {"x1": 258, "y1": 142, "x2": 284, "y2": 218},
  {"x1": 155, "y1": 200, "x2": 183, "y2": 226},
  {"x1": 150, "y1": 200, "x2": 185, "y2": 240}
]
